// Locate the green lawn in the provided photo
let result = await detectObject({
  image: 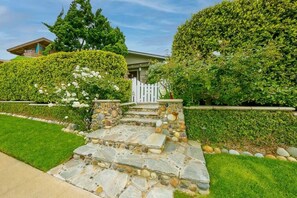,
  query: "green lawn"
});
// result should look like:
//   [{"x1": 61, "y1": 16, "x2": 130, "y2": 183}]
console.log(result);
[
  {"x1": 175, "y1": 154, "x2": 297, "y2": 198},
  {"x1": 0, "y1": 115, "x2": 85, "y2": 171}
]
